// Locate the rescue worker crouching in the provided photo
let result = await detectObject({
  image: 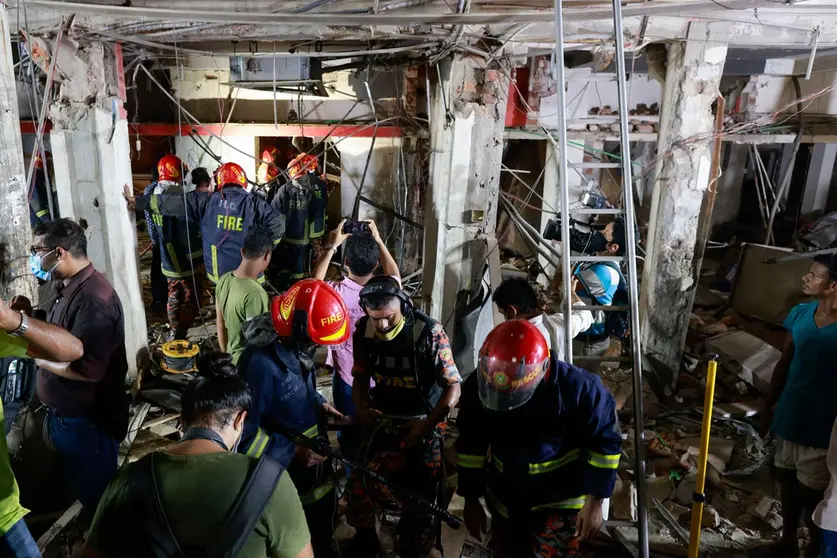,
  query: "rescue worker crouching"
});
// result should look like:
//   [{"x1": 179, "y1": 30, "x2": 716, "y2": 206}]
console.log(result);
[
  {"x1": 237, "y1": 279, "x2": 349, "y2": 558},
  {"x1": 347, "y1": 276, "x2": 462, "y2": 558},
  {"x1": 149, "y1": 155, "x2": 204, "y2": 340},
  {"x1": 124, "y1": 161, "x2": 284, "y2": 286},
  {"x1": 456, "y1": 320, "x2": 622, "y2": 557}
]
